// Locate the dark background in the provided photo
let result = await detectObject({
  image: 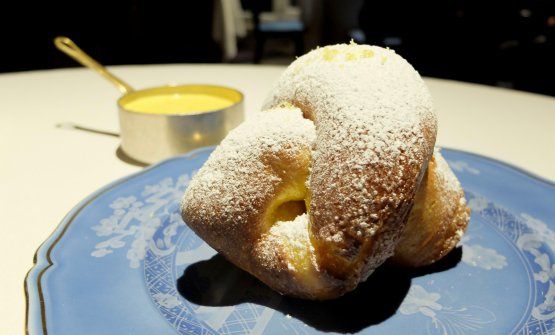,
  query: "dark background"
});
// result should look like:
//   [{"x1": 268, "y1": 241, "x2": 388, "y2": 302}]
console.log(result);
[{"x1": 1, "y1": 0, "x2": 553, "y2": 95}]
